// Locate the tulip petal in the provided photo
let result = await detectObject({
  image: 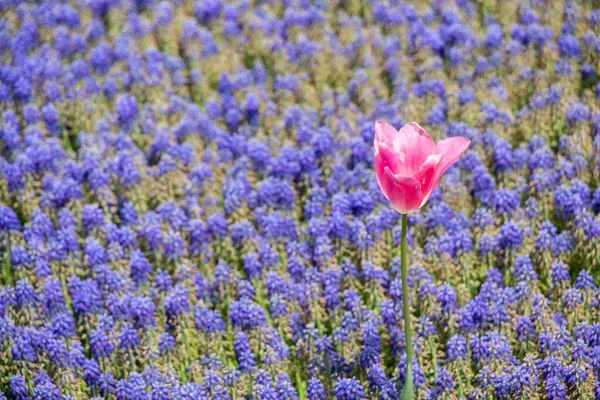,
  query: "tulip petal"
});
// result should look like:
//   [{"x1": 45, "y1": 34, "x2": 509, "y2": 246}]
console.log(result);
[
  {"x1": 435, "y1": 137, "x2": 472, "y2": 174},
  {"x1": 375, "y1": 141, "x2": 404, "y2": 175},
  {"x1": 374, "y1": 120, "x2": 398, "y2": 153},
  {"x1": 419, "y1": 137, "x2": 471, "y2": 207},
  {"x1": 394, "y1": 122, "x2": 438, "y2": 173},
  {"x1": 414, "y1": 153, "x2": 442, "y2": 188},
  {"x1": 374, "y1": 120, "x2": 470, "y2": 214},
  {"x1": 377, "y1": 167, "x2": 424, "y2": 214}
]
